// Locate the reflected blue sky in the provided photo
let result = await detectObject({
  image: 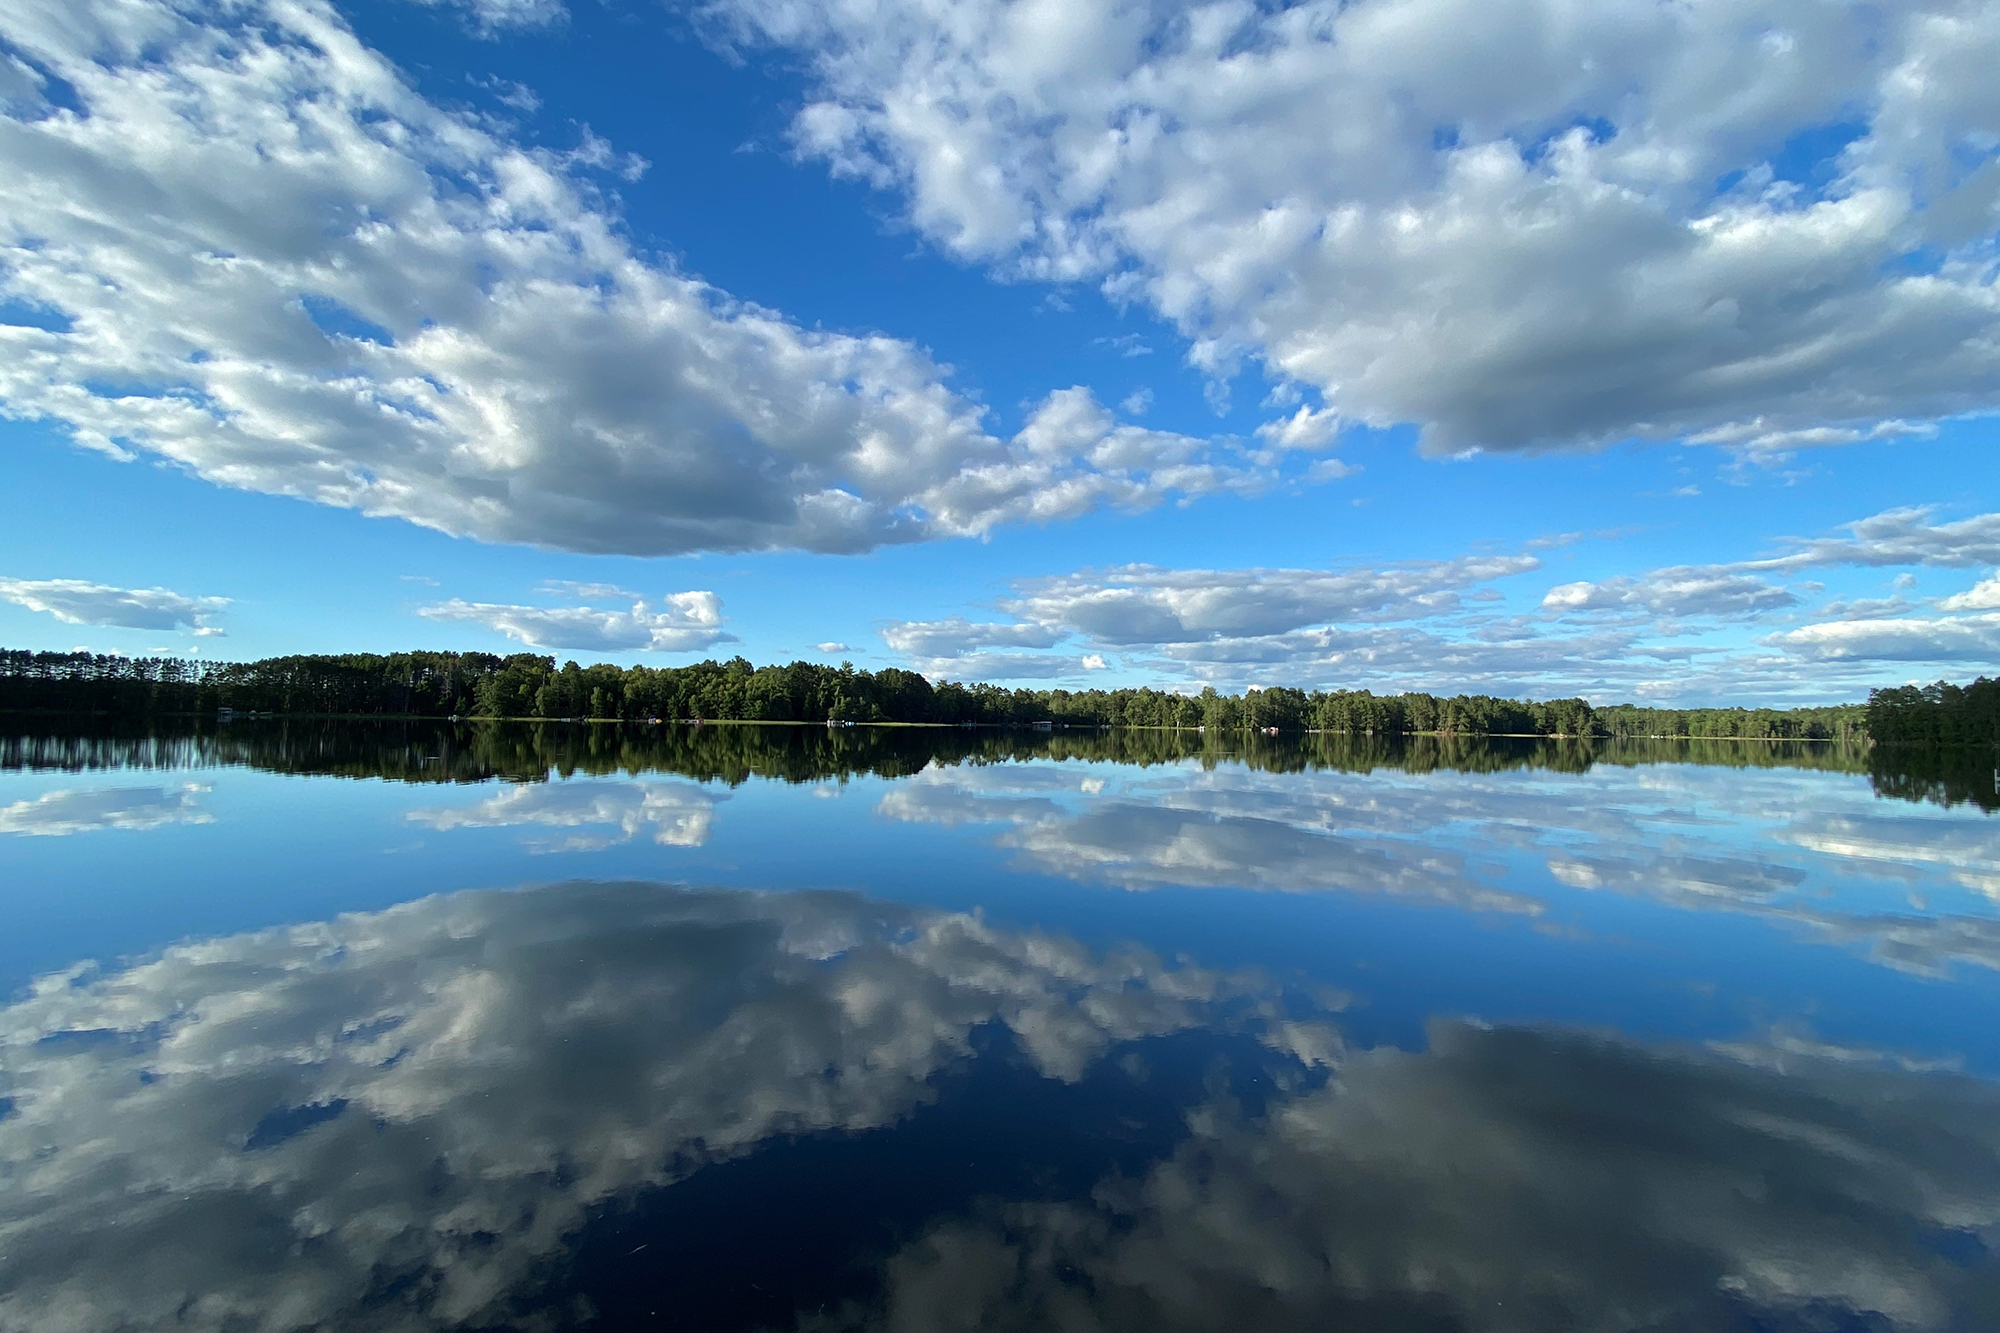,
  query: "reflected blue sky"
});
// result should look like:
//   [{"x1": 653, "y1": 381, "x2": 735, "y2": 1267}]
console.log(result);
[
  {"x1": 7, "y1": 731, "x2": 2000, "y2": 1330},
  {"x1": 6, "y1": 734, "x2": 1999, "y2": 1074}
]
